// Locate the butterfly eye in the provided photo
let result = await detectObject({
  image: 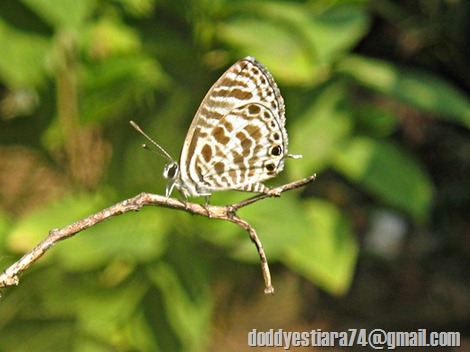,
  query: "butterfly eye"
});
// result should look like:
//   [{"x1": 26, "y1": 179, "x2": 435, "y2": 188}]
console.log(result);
[{"x1": 164, "y1": 163, "x2": 179, "y2": 179}]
